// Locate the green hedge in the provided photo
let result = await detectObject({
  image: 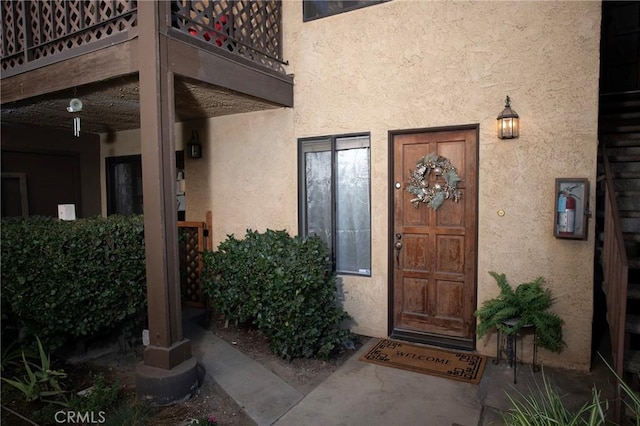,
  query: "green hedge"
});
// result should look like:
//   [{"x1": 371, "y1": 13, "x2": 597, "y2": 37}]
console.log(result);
[
  {"x1": 1, "y1": 215, "x2": 147, "y2": 350},
  {"x1": 202, "y1": 229, "x2": 351, "y2": 360}
]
